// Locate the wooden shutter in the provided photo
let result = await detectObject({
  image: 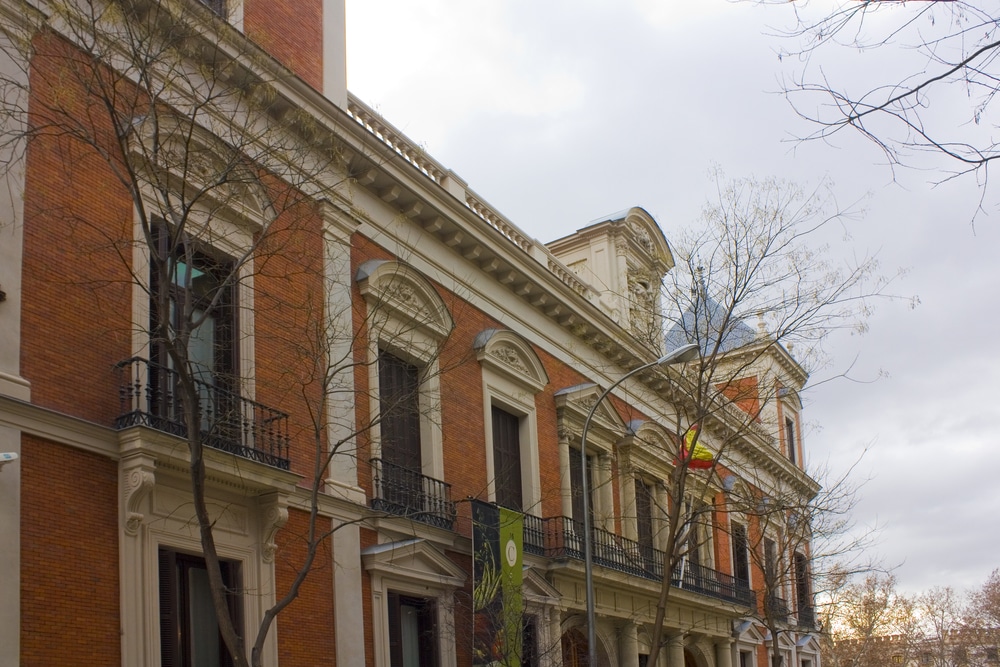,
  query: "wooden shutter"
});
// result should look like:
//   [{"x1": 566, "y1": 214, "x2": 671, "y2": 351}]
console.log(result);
[{"x1": 491, "y1": 406, "x2": 522, "y2": 510}]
